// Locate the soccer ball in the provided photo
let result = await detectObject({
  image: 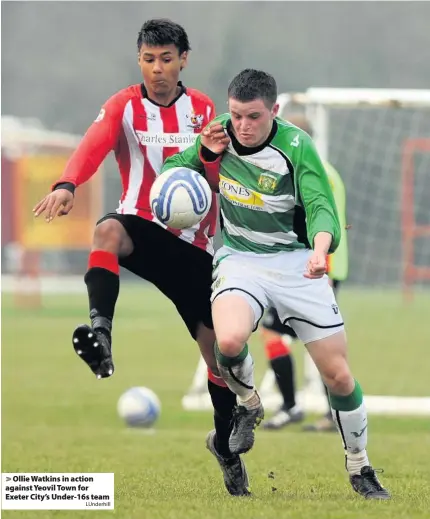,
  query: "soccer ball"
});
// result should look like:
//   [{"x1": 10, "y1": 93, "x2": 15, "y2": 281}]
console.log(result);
[
  {"x1": 117, "y1": 387, "x2": 161, "y2": 428},
  {"x1": 150, "y1": 167, "x2": 212, "y2": 229}
]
